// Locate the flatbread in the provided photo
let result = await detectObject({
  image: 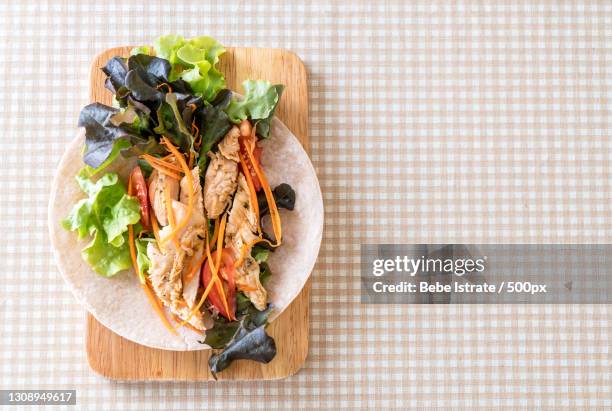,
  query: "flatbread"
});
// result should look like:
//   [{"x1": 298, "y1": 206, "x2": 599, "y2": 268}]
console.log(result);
[{"x1": 48, "y1": 118, "x2": 323, "y2": 350}]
